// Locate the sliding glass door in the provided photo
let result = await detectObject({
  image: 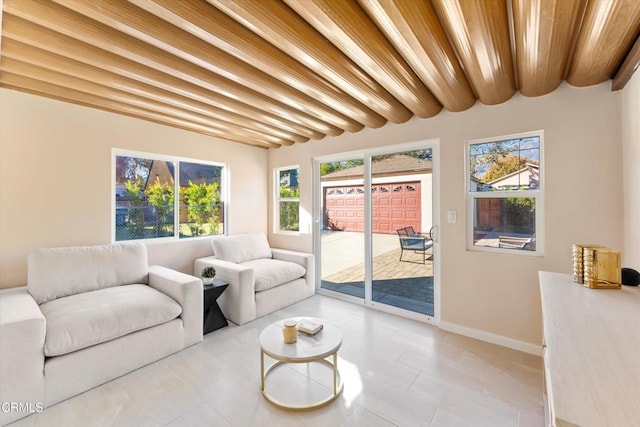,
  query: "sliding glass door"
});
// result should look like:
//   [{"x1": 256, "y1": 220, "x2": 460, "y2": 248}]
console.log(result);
[
  {"x1": 315, "y1": 142, "x2": 438, "y2": 321},
  {"x1": 318, "y1": 156, "x2": 366, "y2": 299},
  {"x1": 370, "y1": 149, "x2": 435, "y2": 316}
]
